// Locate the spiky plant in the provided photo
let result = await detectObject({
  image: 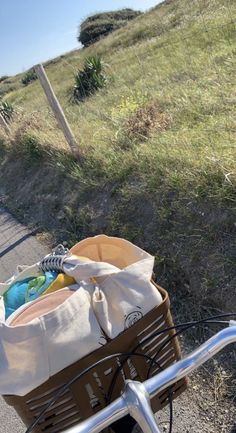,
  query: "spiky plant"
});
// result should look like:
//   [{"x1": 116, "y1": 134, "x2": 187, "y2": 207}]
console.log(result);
[
  {"x1": 73, "y1": 56, "x2": 108, "y2": 101},
  {"x1": 0, "y1": 101, "x2": 14, "y2": 122}
]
